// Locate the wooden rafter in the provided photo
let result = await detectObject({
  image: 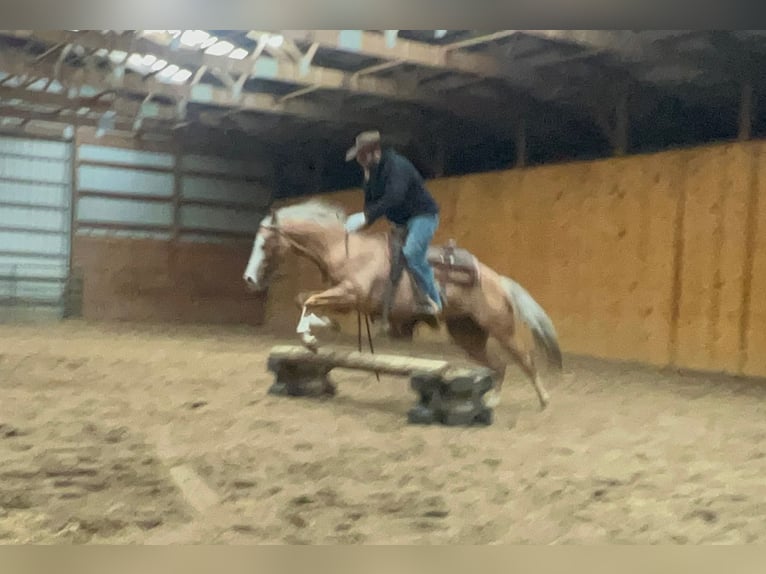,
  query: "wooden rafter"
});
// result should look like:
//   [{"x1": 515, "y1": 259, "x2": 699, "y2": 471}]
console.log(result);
[
  {"x1": 0, "y1": 47, "x2": 416, "y2": 132},
  {"x1": 21, "y1": 66, "x2": 421, "y2": 140},
  {"x1": 0, "y1": 30, "x2": 534, "y2": 128}
]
